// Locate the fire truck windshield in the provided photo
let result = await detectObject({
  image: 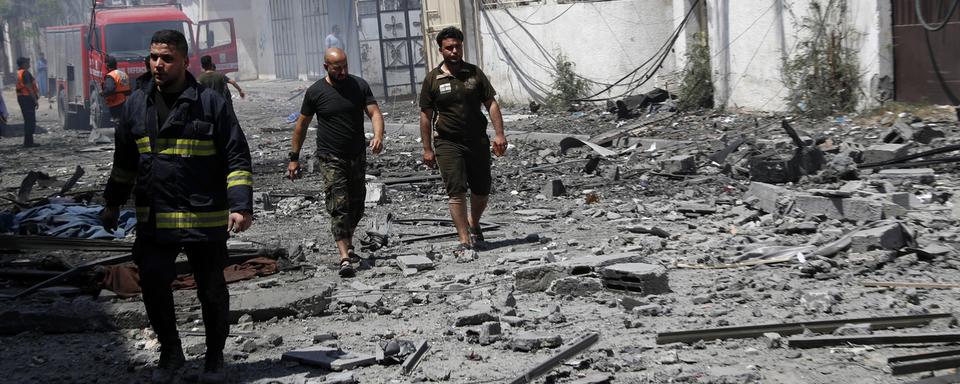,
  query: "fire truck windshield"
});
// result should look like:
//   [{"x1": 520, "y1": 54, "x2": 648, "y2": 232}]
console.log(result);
[{"x1": 105, "y1": 21, "x2": 194, "y2": 59}]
